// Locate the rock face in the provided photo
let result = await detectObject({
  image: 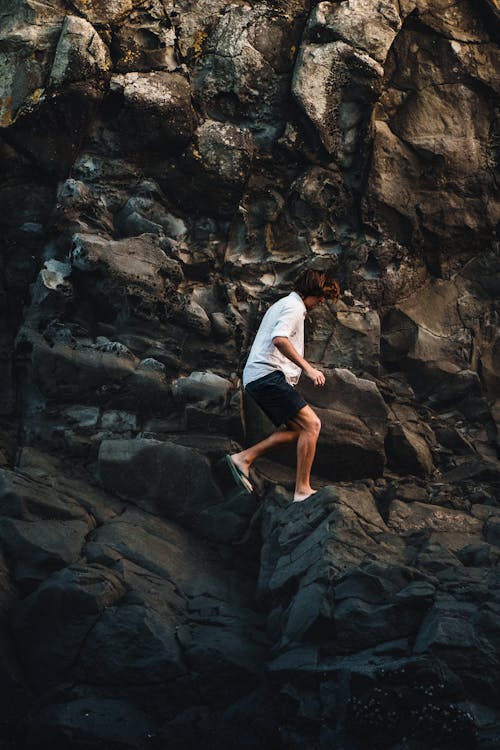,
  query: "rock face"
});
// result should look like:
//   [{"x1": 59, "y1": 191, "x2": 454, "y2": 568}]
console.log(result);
[{"x1": 1, "y1": 0, "x2": 499, "y2": 748}]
